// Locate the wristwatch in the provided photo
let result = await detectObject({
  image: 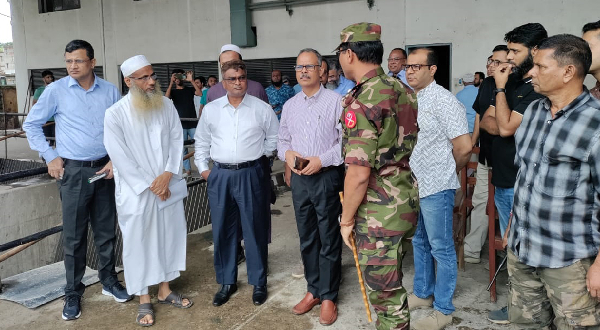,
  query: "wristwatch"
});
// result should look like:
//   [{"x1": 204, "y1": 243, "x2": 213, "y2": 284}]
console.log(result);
[{"x1": 494, "y1": 88, "x2": 506, "y2": 95}]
